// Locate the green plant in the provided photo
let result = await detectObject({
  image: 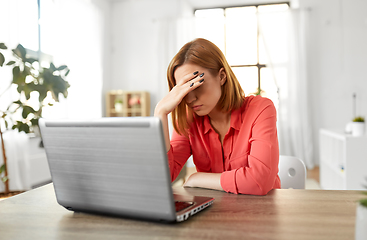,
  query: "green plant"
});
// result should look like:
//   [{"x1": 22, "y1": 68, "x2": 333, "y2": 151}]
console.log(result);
[
  {"x1": 361, "y1": 177, "x2": 367, "y2": 208},
  {"x1": 115, "y1": 99, "x2": 123, "y2": 104},
  {"x1": 251, "y1": 87, "x2": 265, "y2": 96},
  {"x1": 0, "y1": 42, "x2": 70, "y2": 193},
  {"x1": 353, "y1": 116, "x2": 365, "y2": 122},
  {"x1": 360, "y1": 193, "x2": 367, "y2": 208}
]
